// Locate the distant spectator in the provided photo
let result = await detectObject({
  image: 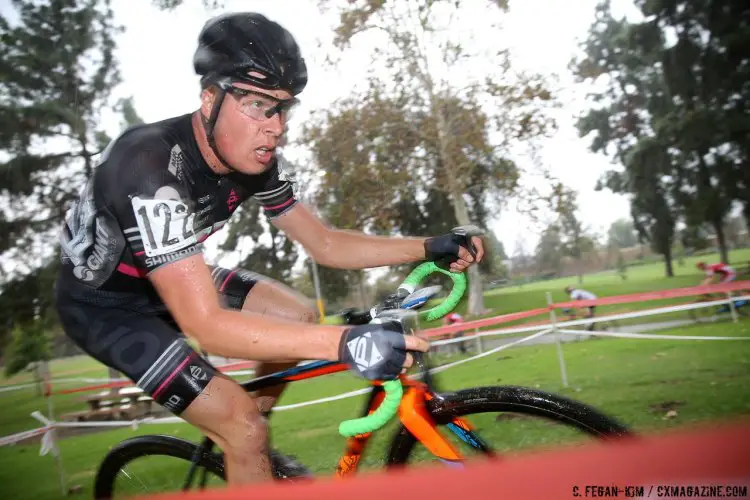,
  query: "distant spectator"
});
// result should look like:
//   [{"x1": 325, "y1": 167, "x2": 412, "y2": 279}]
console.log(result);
[
  {"x1": 444, "y1": 312, "x2": 467, "y2": 354},
  {"x1": 564, "y1": 286, "x2": 598, "y2": 331}
]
